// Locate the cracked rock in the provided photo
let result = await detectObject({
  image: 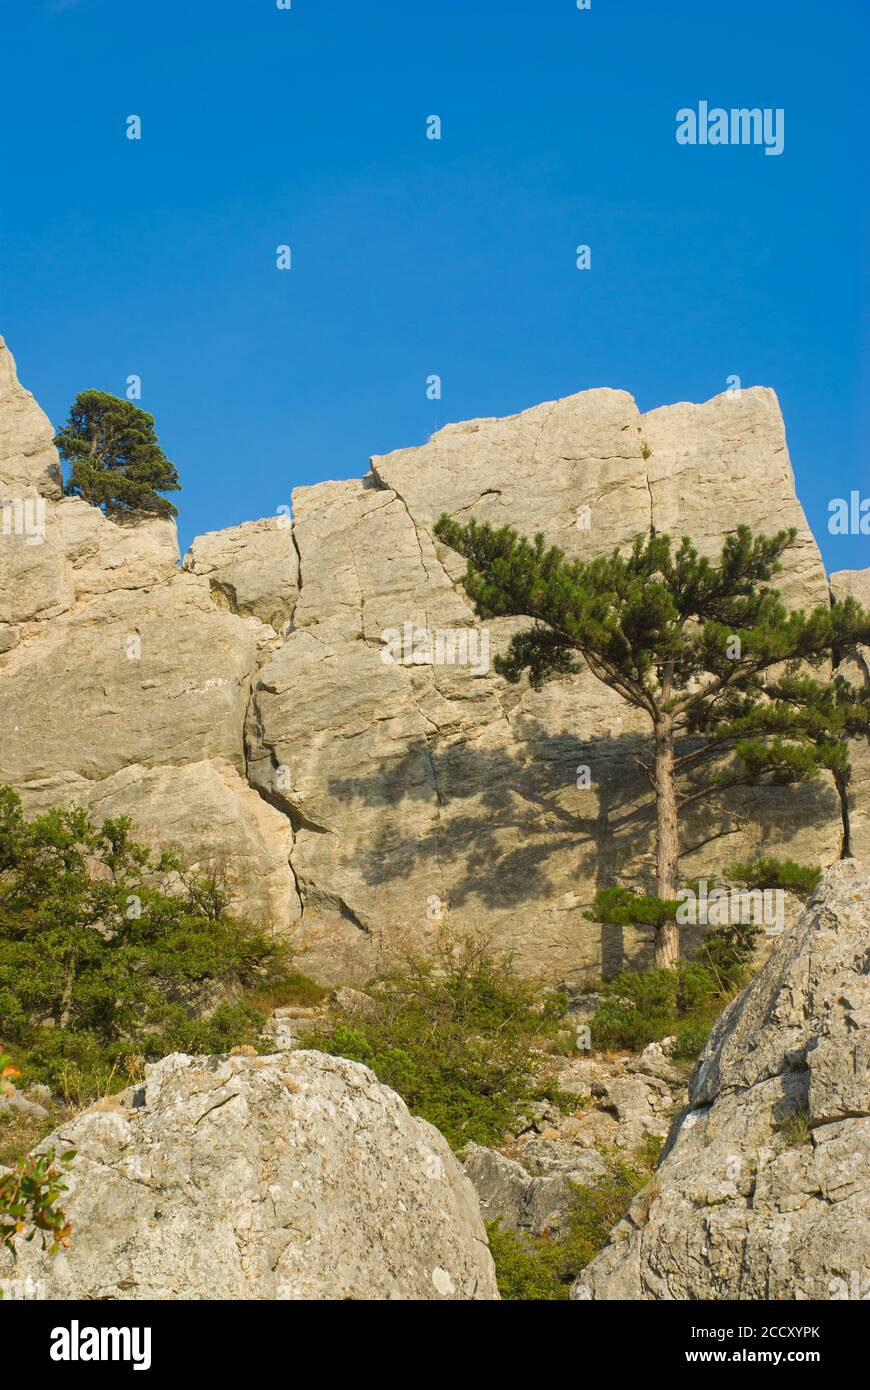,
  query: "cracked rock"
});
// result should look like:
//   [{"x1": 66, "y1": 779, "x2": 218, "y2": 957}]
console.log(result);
[
  {"x1": 9, "y1": 1050, "x2": 499, "y2": 1300},
  {"x1": 572, "y1": 860, "x2": 870, "y2": 1300}
]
